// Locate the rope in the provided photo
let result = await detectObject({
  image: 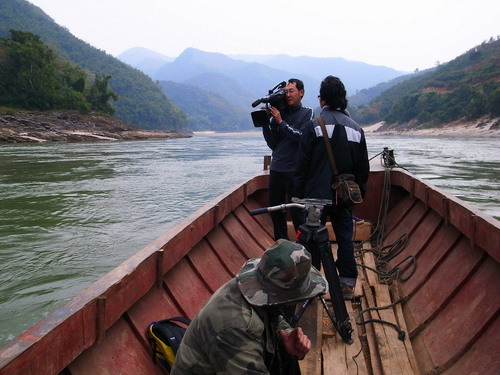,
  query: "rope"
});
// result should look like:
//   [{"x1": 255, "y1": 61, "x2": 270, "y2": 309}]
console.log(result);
[
  {"x1": 352, "y1": 149, "x2": 420, "y2": 346},
  {"x1": 351, "y1": 347, "x2": 363, "y2": 375},
  {"x1": 356, "y1": 299, "x2": 406, "y2": 341}
]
